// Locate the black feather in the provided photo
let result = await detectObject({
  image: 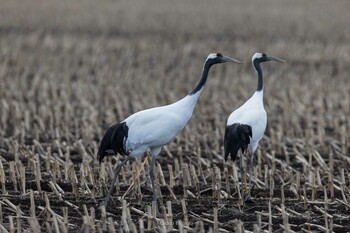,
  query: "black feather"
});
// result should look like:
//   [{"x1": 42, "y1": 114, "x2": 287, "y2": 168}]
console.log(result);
[
  {"x1": 224, "y1": 123, "x2": 252, "y2": 161},
  {"x1": 97, "y1": 122, "x2": 129, "y2": 163}
]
